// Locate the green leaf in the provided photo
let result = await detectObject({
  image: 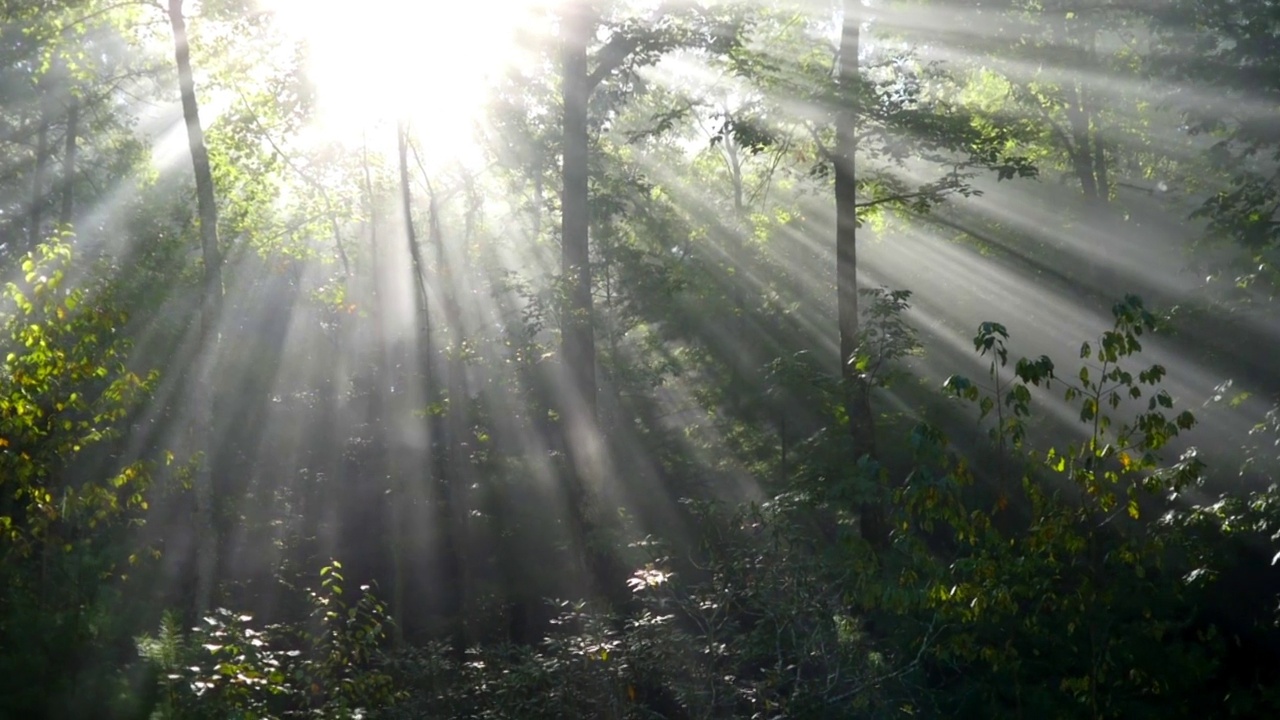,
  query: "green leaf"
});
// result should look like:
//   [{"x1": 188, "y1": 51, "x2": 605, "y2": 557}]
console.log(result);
[{"x1": 979, "y1": 396, "x2": 994, "y2": 419}]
